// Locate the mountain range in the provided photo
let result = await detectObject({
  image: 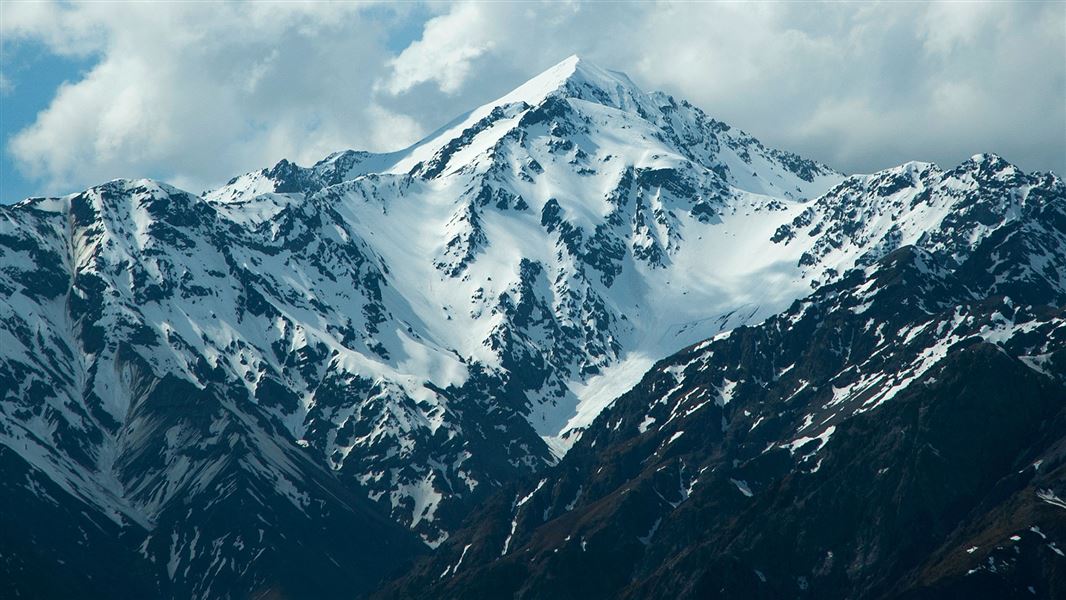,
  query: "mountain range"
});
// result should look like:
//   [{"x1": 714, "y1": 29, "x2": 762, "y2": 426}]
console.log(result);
[{"x1": 2, "y1": 56, "x2": 1063, "y2": 599}]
